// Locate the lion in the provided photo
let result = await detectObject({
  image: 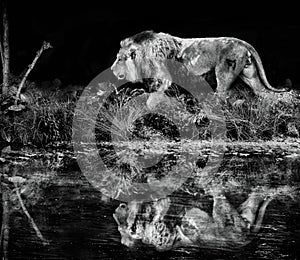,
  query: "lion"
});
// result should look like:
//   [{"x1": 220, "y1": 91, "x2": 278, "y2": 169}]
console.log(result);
[
  {"x1": 113, "y1": 186, "x2": 291, "y2": 251},
  {"x1": 111, "y1": 30, "x2": 289, "y2": 109}
]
